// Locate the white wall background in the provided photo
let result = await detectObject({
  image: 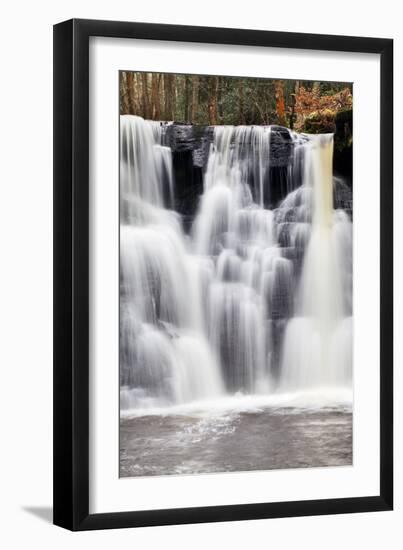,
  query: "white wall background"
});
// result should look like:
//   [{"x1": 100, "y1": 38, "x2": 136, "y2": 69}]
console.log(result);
[{"x1": 0, "y1": 1, "x2": 400, "y2": 547}]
